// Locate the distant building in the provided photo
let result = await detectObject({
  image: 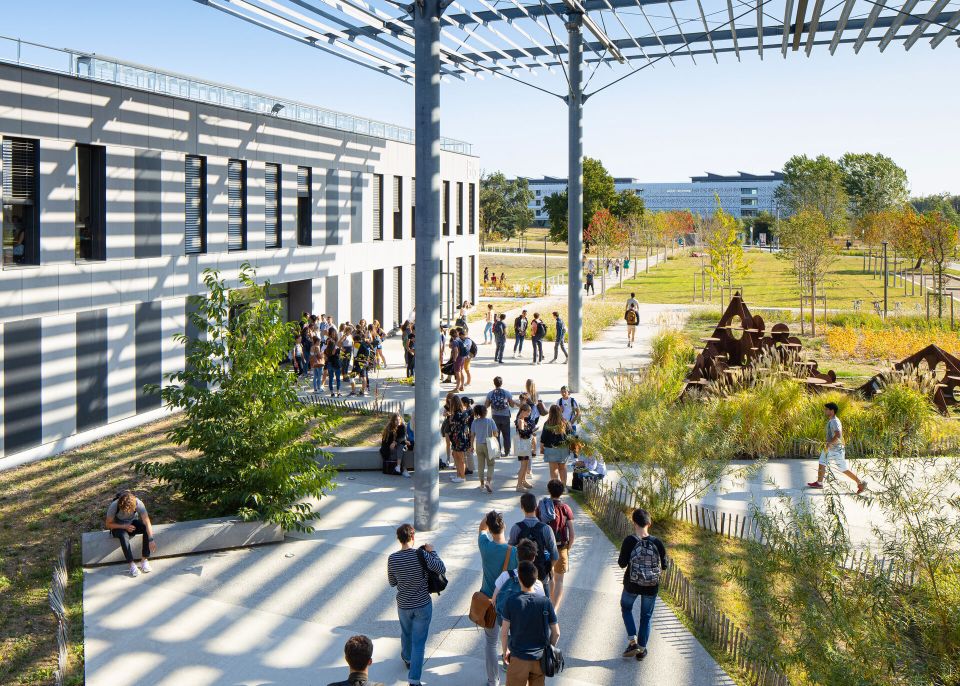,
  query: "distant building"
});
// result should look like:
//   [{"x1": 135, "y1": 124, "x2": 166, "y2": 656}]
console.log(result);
[{"x1": 522, "y1": 172, "x2": 783, "y2": 226}]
